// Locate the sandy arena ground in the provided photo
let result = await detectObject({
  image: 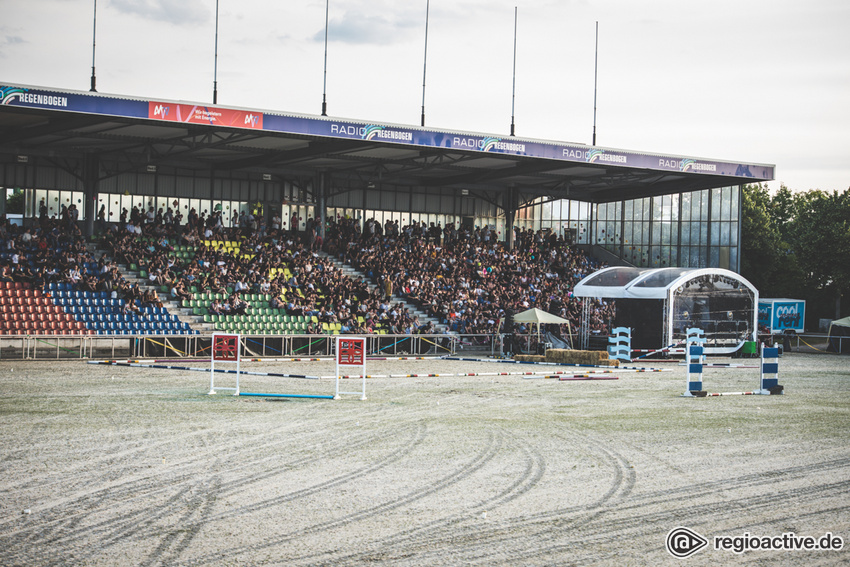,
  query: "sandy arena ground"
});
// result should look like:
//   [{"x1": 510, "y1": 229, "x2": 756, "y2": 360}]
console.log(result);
[{"x1": 0, "y1": 352, "x2": 848, "y2": 566}]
